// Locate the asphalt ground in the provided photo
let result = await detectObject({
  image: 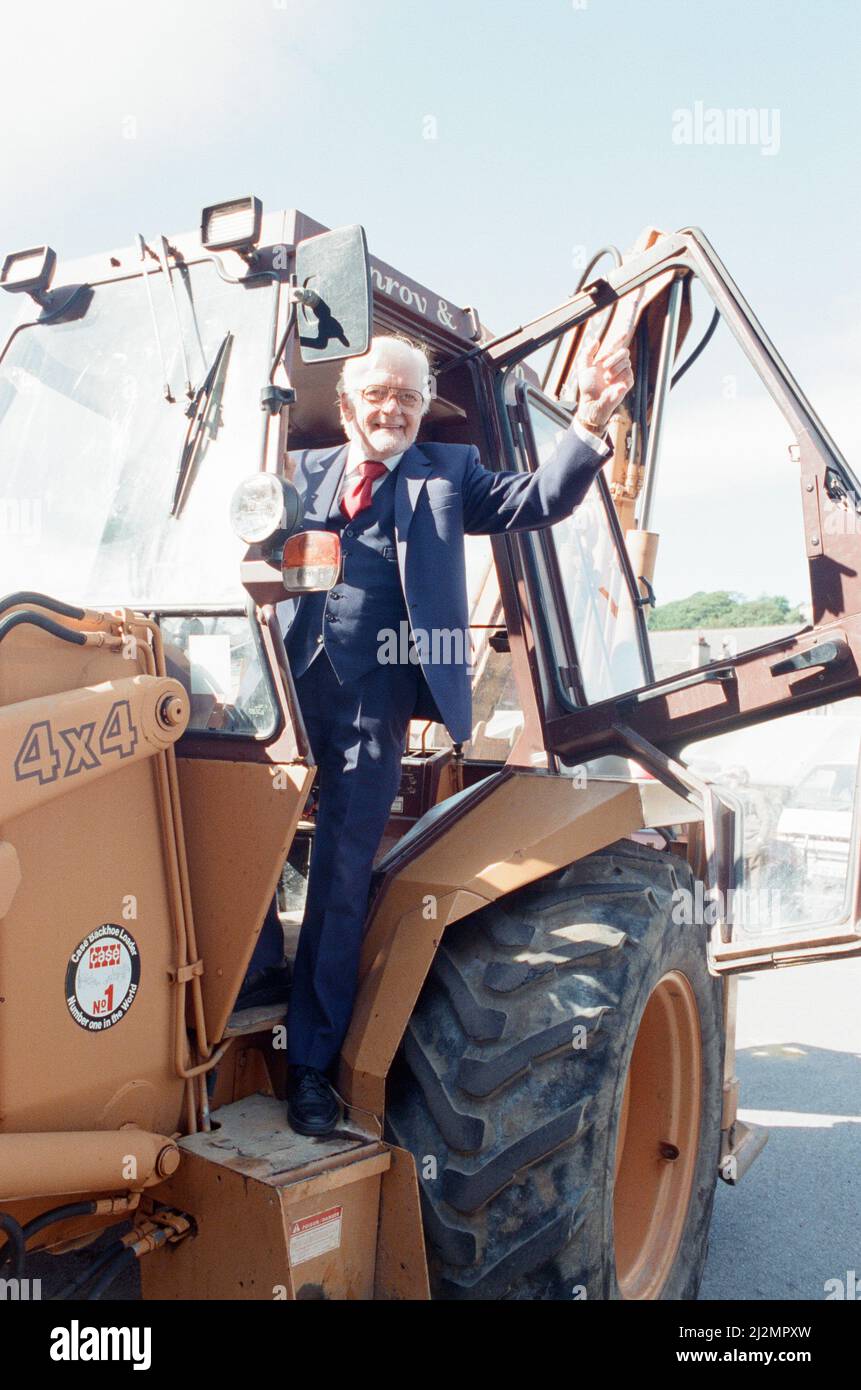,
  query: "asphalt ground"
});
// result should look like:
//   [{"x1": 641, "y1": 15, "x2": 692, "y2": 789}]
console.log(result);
[{"x1": 700, "y1": 957, "x2": 861, "y2": 1302}]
